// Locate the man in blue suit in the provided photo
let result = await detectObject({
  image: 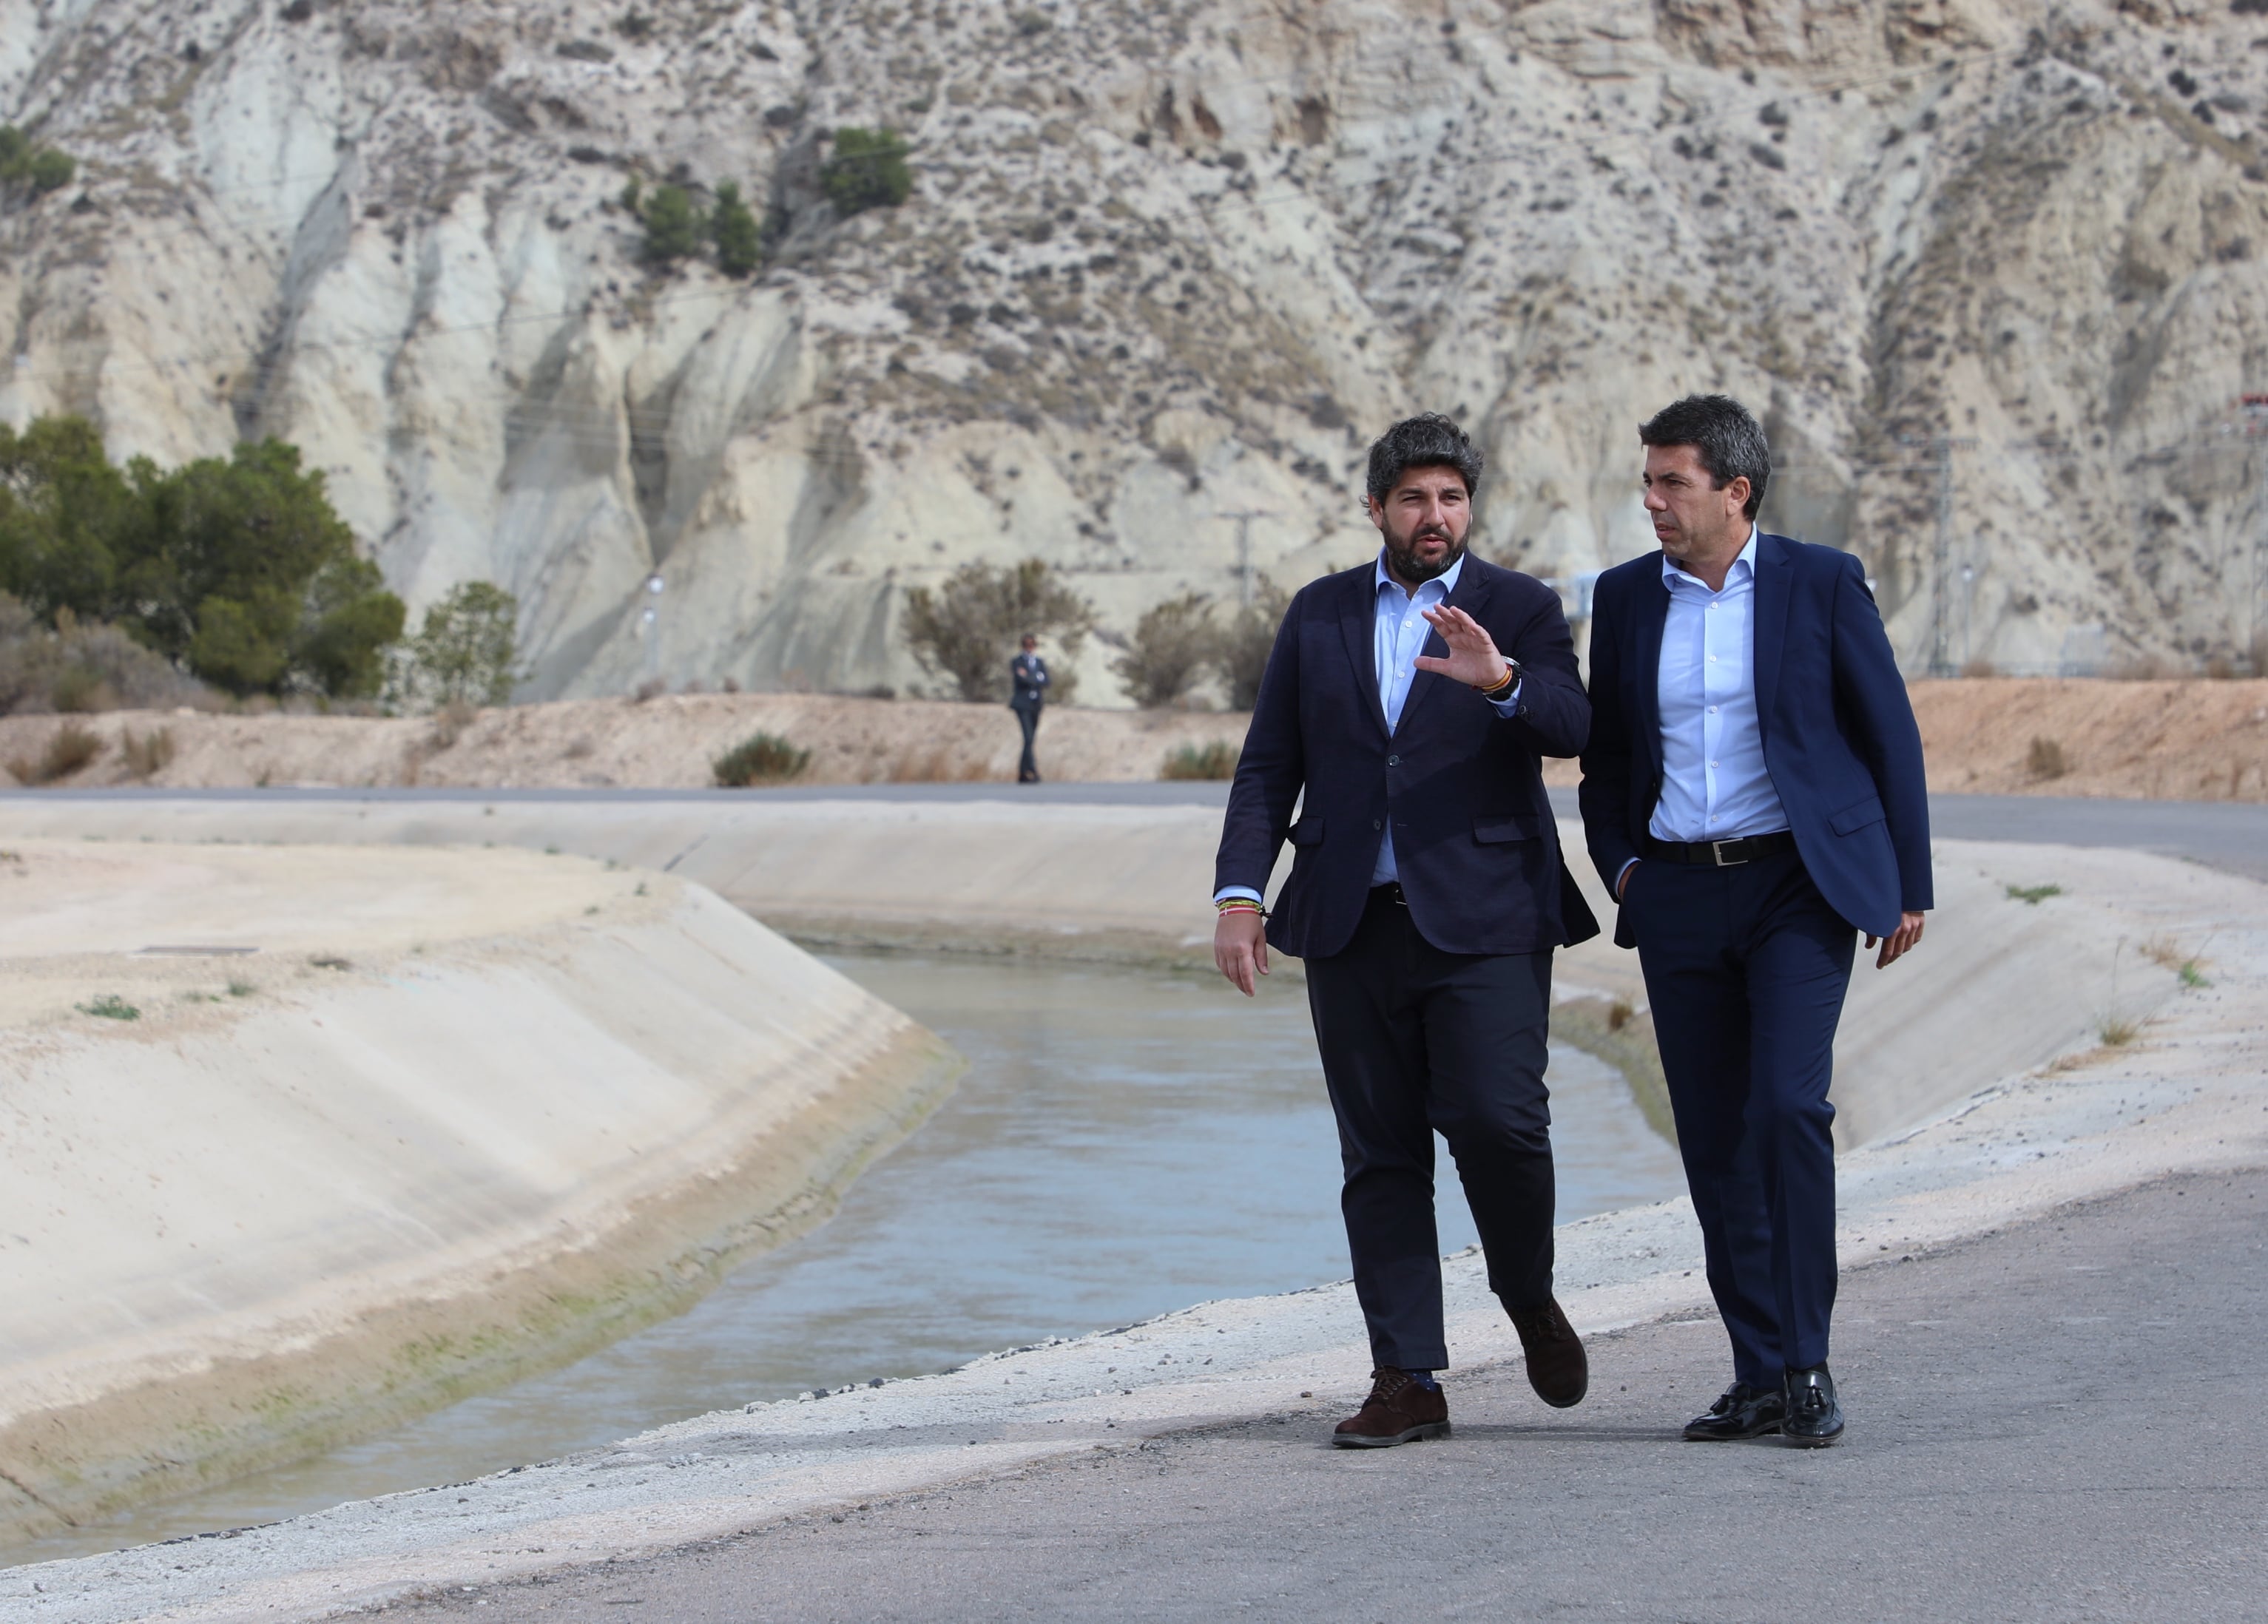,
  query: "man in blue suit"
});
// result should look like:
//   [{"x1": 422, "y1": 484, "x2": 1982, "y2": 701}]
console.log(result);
[
  {"x1": 1579, "y1": 394, "x2": 1932, "y2": 1448},
  {"x1": 1214, "y1": 413, "x2": 1599, "y2": 1447}
]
